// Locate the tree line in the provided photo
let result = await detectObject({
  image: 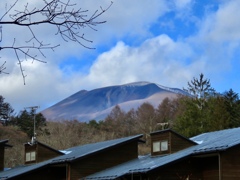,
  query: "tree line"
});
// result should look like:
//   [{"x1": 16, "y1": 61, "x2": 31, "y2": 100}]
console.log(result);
[{"x1": 1, "y1": 73, "x2": 240, "y2": 167}]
